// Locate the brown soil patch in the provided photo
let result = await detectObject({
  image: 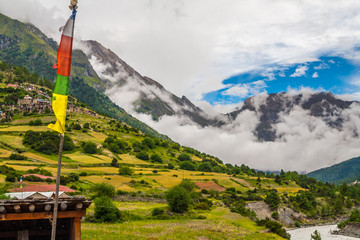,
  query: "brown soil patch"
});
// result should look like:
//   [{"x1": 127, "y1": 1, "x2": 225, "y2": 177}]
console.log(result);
[{"x1": 195, "y1": 181, "x2": 226, "y2": 192}]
